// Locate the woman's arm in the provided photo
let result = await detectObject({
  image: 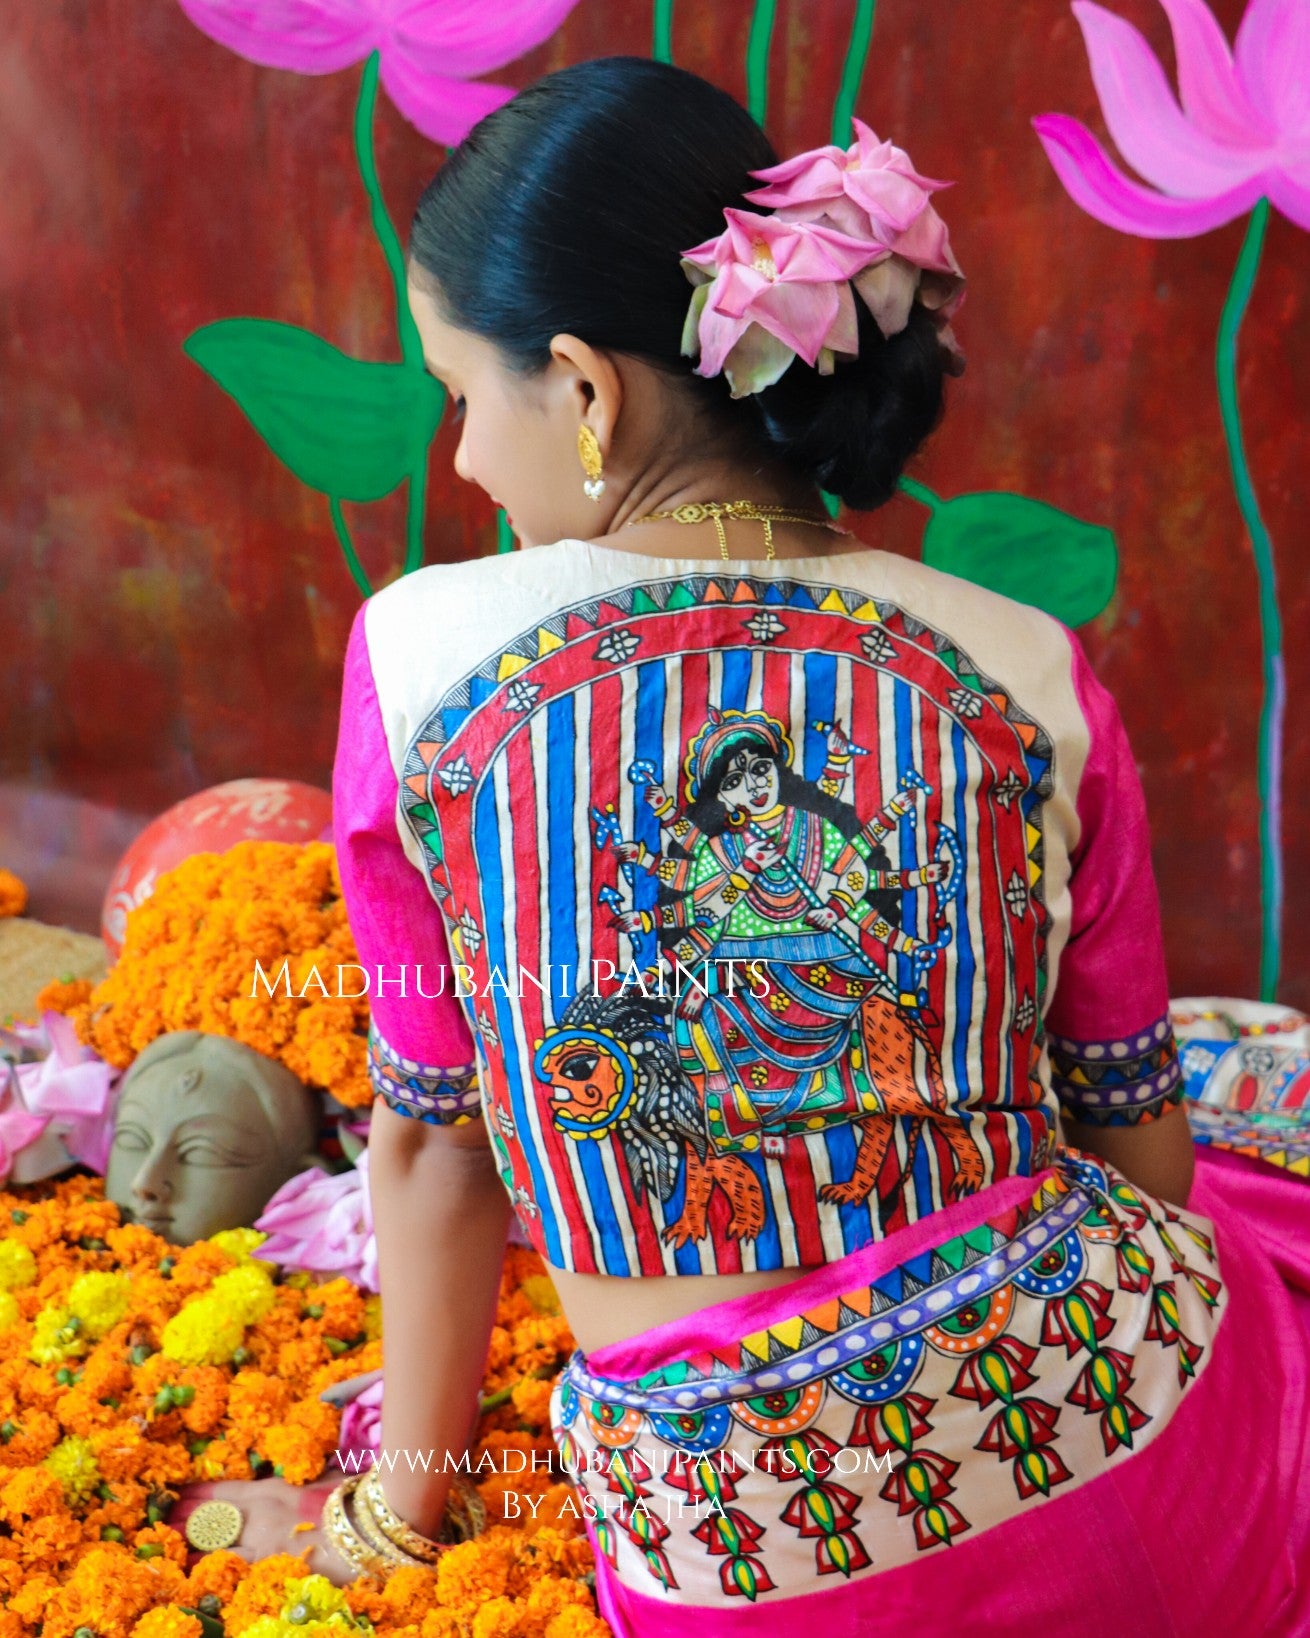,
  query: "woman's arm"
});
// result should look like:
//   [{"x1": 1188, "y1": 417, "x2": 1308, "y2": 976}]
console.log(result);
[
  {"x1": 1062, "y1": 1105, "x2": 1195, "y2": 1208},
  {"x1": 369, "y1": 1098, "x2": 512, "y2": 1537},
  {"x1": 1045, "y1": 630, "x2": 1194, "y2": 1208},
  {"x1": 331, "y1": 595, "x2": 510, "y2": 1538}
]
